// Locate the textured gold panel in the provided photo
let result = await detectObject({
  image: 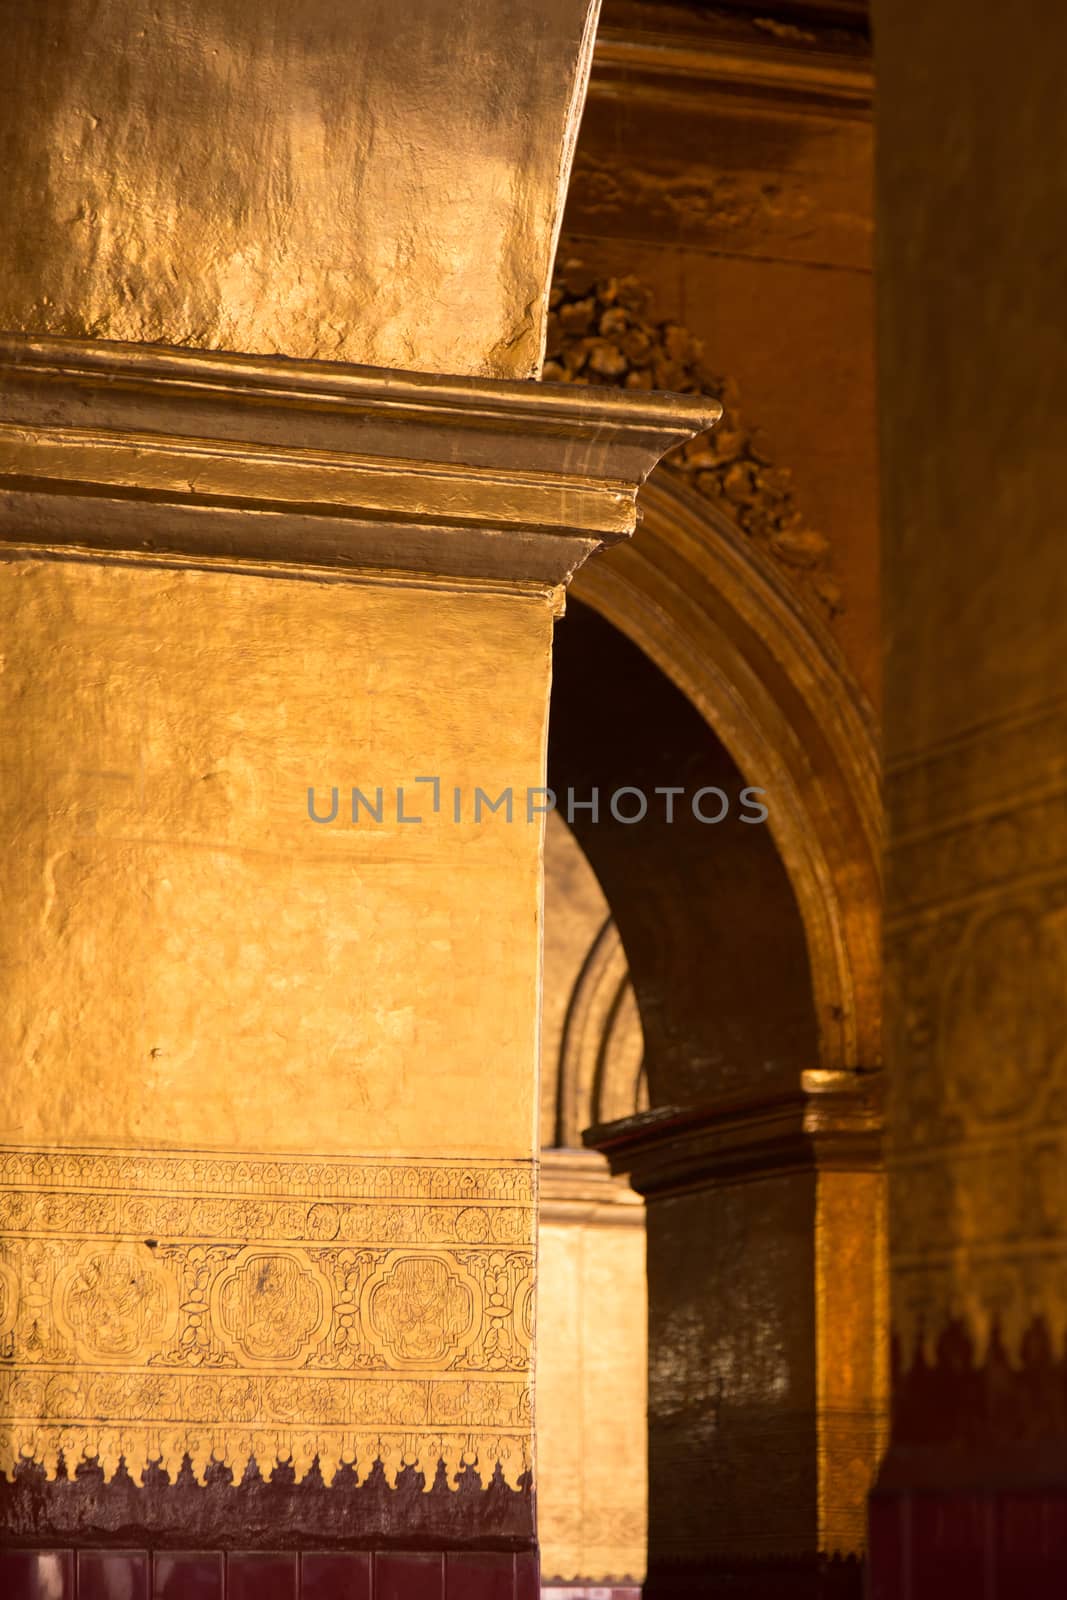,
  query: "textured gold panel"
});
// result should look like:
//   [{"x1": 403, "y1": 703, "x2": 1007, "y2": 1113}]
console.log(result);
[
  {"x1": 0, "y1": 0, "x2": 602, "y2": 378},
  {"x1": 0, "y1": 555, "x2": 552, "y2": 1161},
  {"x1": 0, "y1": 1147, "x2": 534, "y2": 1486},
  {"x1": 536, "y1": 1150, "x2": 647, "y2": 1584},
  {"x1": 885, "y1": 699, "x2": 1067, "y2": 1361},
  {"x1": 815, "y1": 1168, "x2": 888, "y2": 1555}
]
